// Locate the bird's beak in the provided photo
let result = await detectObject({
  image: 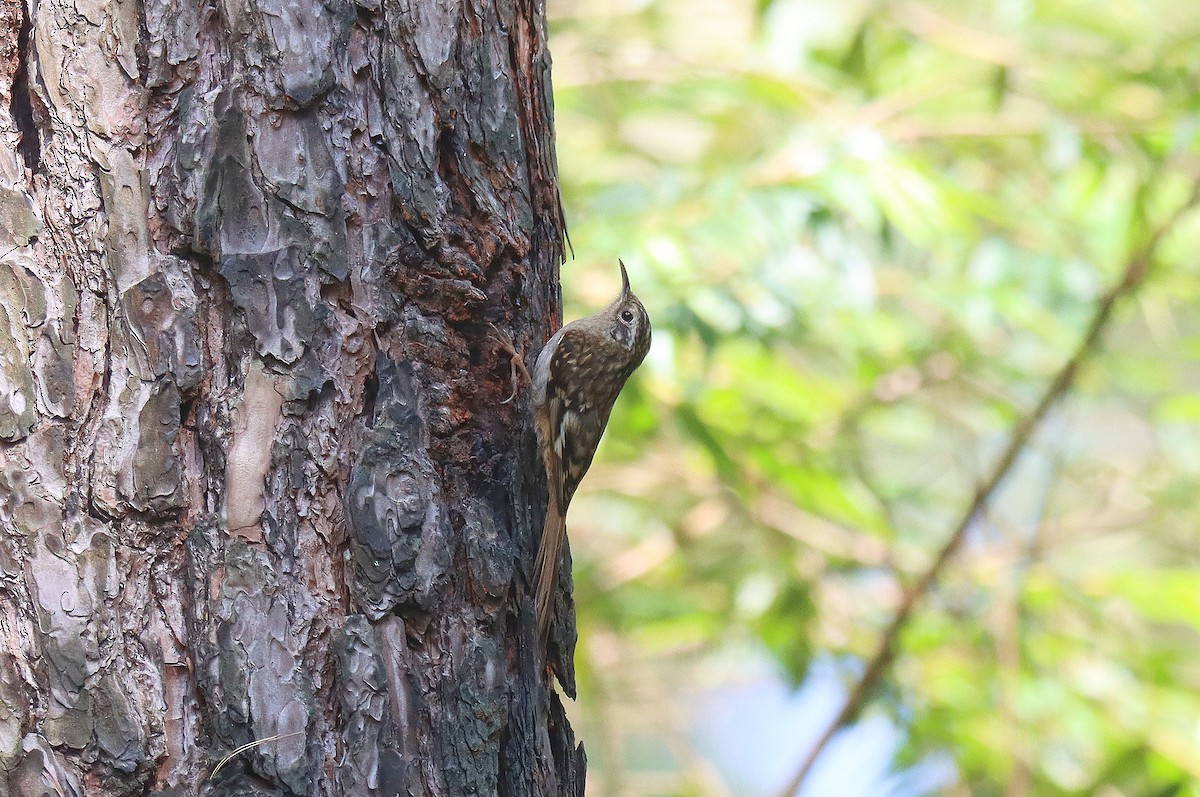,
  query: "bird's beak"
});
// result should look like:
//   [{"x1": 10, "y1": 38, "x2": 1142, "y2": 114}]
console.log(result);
[{"x1": 618, "y1": 259, "x2": 631, "y2": 296}]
